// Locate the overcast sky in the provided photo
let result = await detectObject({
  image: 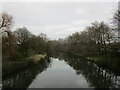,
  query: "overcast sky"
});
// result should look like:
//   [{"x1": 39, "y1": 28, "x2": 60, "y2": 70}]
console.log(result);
[{"x1": 1, "y1": 2, "x2": 118, "y2": 40}]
